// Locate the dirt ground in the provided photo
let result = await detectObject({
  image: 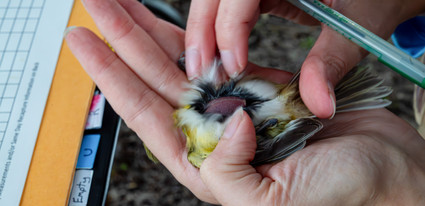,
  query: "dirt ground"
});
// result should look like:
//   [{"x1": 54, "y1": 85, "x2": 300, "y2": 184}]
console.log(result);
[{"x1": 106, "y1": 1, "x2": 415, "y2": 205}]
